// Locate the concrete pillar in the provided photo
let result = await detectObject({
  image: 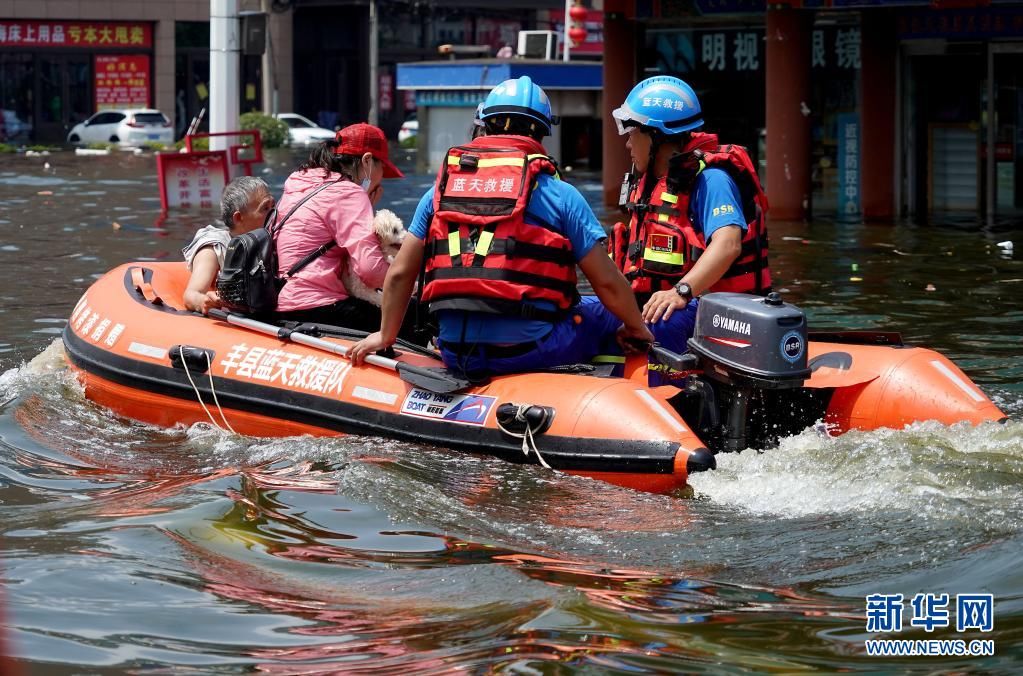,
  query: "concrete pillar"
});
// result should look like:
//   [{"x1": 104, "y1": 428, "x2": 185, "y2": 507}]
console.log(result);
[
  {"x1": 860, "y1": 11, "x2": 897, "y2": 221},
  {"x1": 269, "y1": 7, "x2": 293, "y2": 113},
  {"x1": 154, "y1": 19, "x2": 176, "y2": 131},
  {"x1": 601, "y1": 0, "x2": 636, "y2": 208},
  {"x1": 210, "y1": 0, "x2": 240, "y2": 151},
  {"x1": 765, "y1": 8, "x2": 812, "y2": 221}
]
